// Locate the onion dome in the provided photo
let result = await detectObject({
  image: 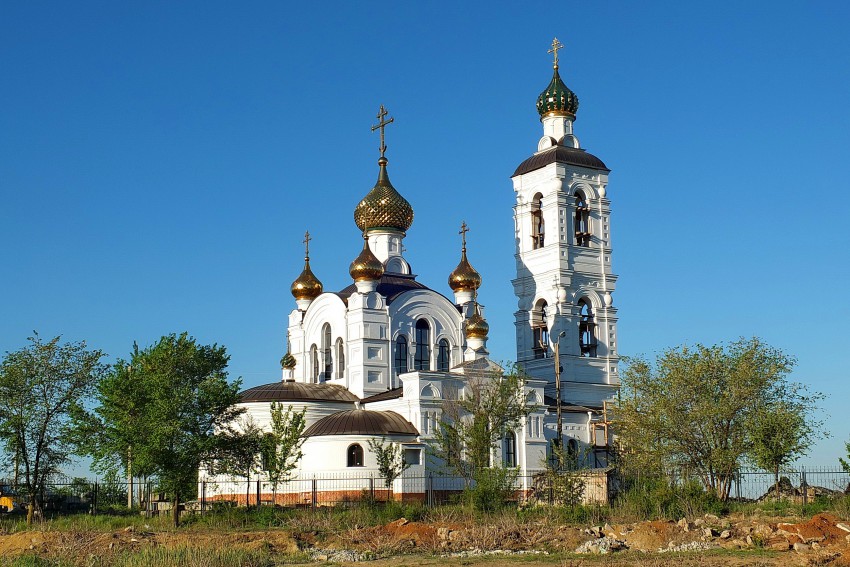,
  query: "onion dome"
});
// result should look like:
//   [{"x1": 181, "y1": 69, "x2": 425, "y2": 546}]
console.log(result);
[
  {"x1": 280, "y1": 337, "x2": 296, "y2": 370},
  {"x1": 465, "y1": 302, "x2": 489, "y2": 340},
  {"x1": 290, "y1": 231, "x2": 323, "y2": 301},
  {"x1": 354, "y1": 157, "x2": 414, "y2": 233},
  {"x1": 536, "y1": 41, "x2": 579, "y2": 119},
  {"x1": 349, "y1": 234, "x2": 384, "y2": 282},
  {"x1": 448, "y1": 221, "x2": 482, "y2": 292}
]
